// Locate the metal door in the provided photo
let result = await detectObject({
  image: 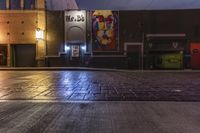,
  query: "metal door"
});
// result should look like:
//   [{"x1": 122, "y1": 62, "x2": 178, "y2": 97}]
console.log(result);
[{"x1": 13, "y1": 44, "x2": 36, "y2": 67}]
